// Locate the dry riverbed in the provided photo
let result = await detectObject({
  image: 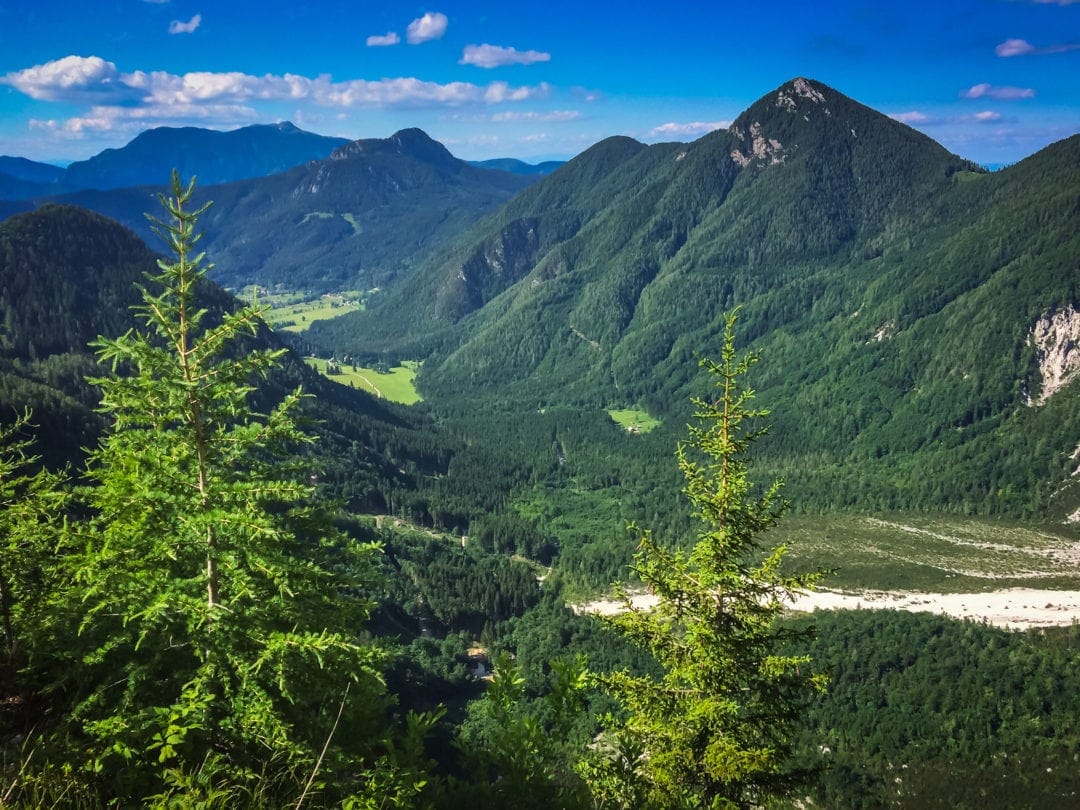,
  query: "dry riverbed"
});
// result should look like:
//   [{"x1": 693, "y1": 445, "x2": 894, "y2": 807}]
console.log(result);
[{"x1": 577, "y1": 587, "x2": 1080, "y2": 631}]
